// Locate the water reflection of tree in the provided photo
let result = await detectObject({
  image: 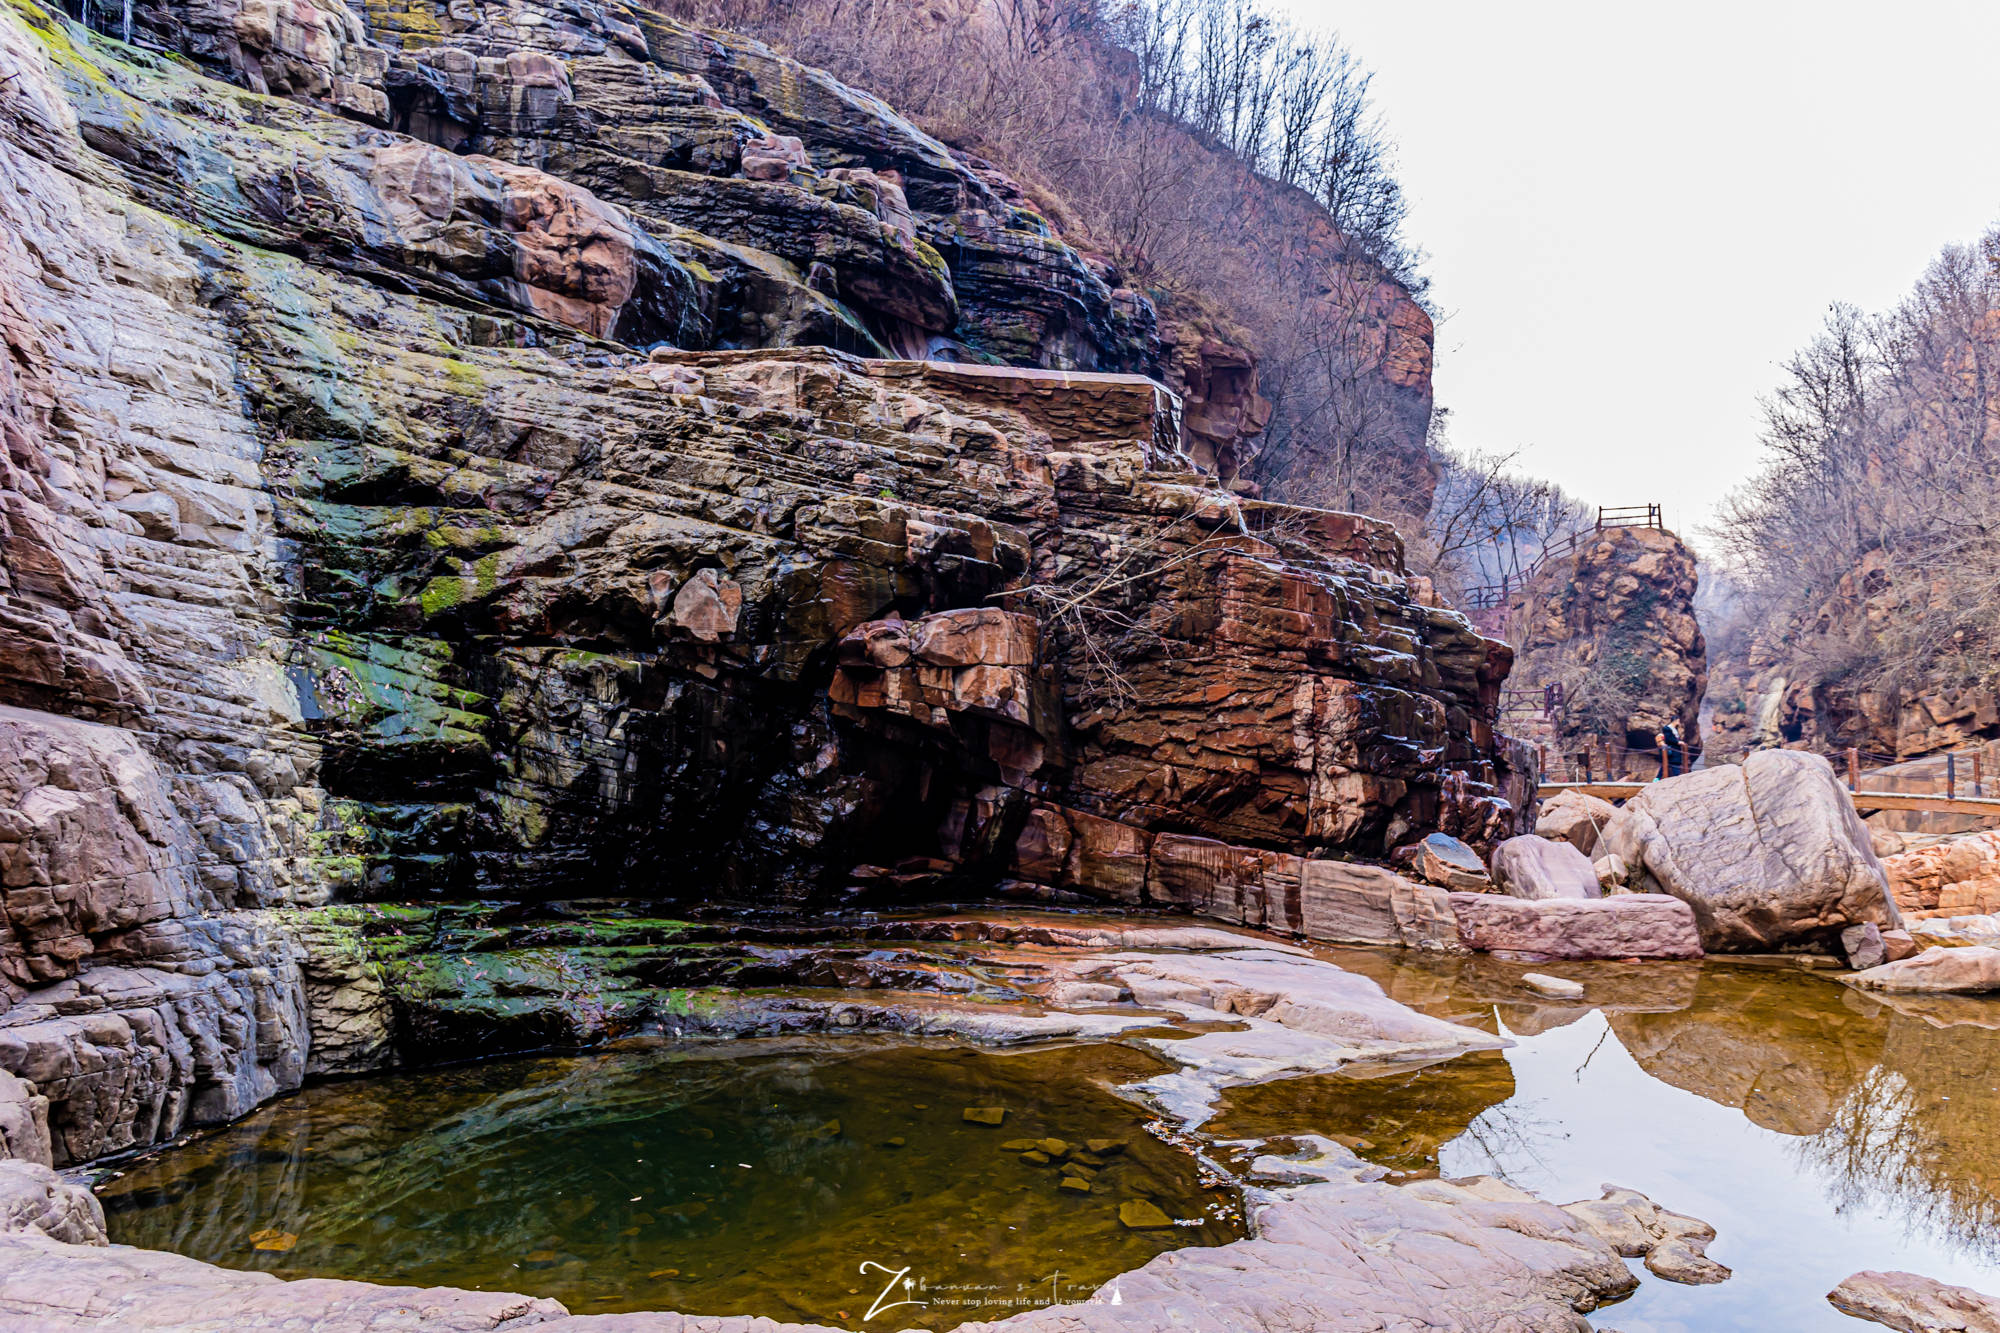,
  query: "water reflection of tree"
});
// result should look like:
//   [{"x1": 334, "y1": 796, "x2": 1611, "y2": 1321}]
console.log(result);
[
  {"x1": 1793, "y1": 1017, "x2": 2000, "y2": 1264},
  {"x1": 1447, "y1": 1097, "x2": 1566, "y2": 1192}
]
